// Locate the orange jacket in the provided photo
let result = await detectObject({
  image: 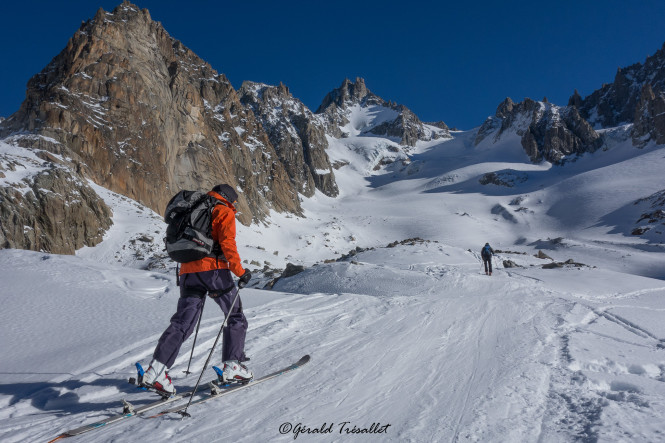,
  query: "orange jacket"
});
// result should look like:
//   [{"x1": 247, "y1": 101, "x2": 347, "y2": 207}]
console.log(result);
[{"x1": 179, "y1": 191, "x2": 245, "y2": 278}]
